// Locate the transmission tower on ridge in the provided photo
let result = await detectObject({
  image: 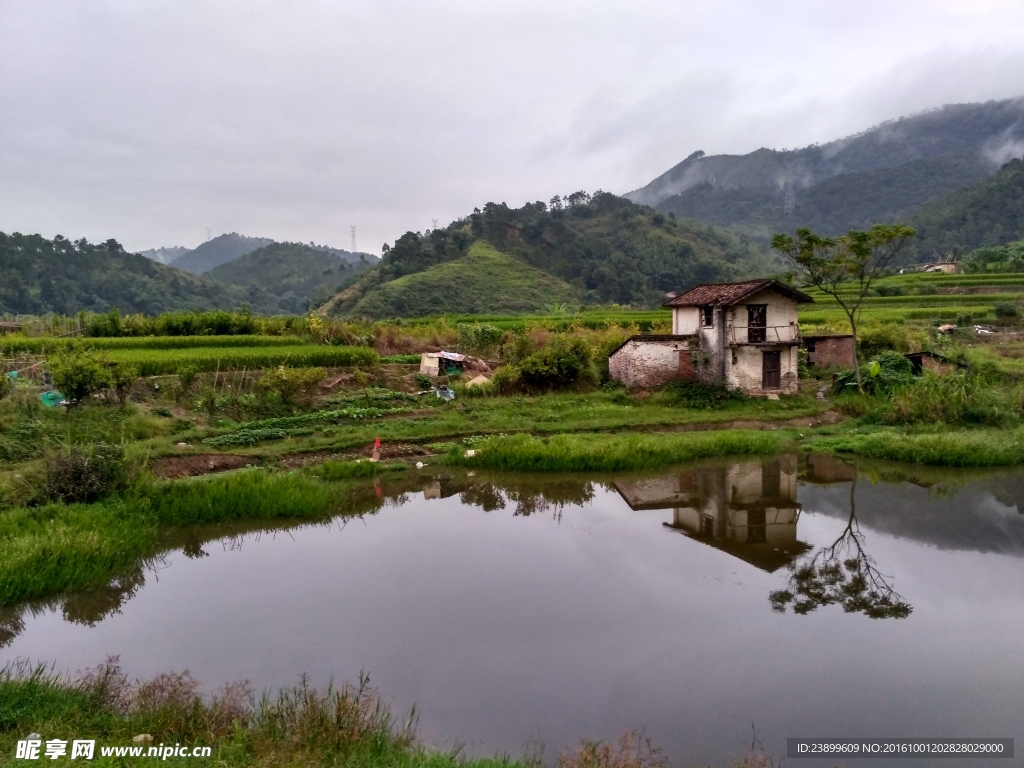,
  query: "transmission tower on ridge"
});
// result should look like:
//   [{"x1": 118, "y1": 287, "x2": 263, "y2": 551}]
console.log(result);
[
  {"x1": 431, "y1": 218, "x2": 439, "y2": 230},
  {"x1": 206, "y1": 227, "x2": 212, "y2": 241},
  {"x1": 783, "y1": 182, "x2": 795, "y2": 218},
  {"x1": 350, "y1": 225, "x2": 356, "y2": 253}
]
